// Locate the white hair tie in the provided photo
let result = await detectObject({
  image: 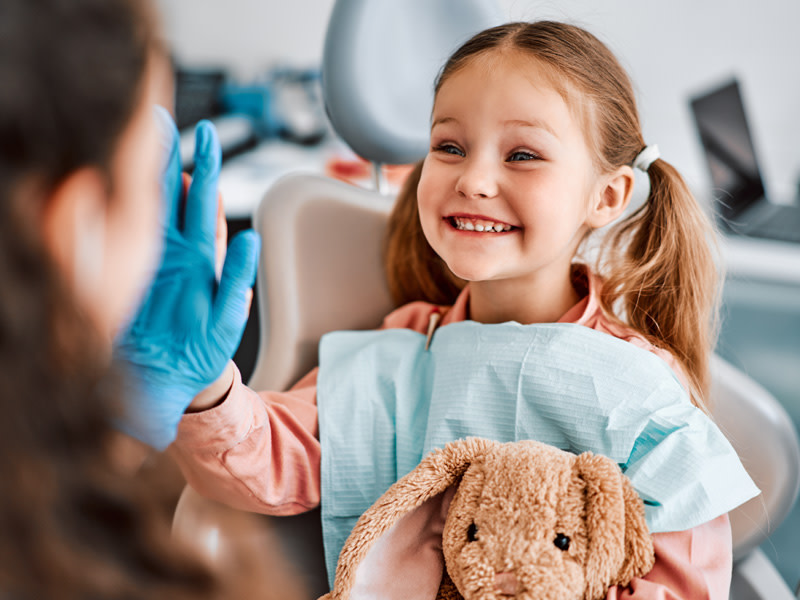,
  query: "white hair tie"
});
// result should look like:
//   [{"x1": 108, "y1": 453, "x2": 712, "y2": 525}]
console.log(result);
[{"x1": 632, "y1": 144, "x2": 660, "y2": 171}]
